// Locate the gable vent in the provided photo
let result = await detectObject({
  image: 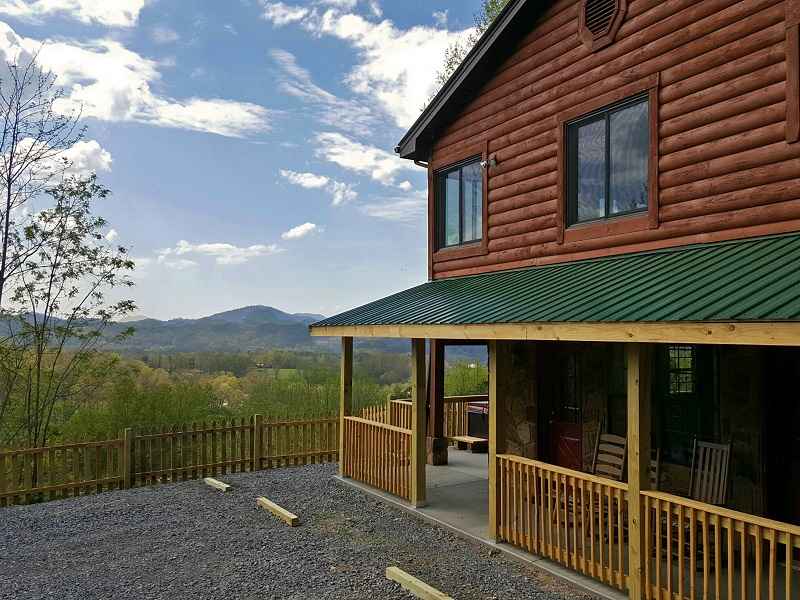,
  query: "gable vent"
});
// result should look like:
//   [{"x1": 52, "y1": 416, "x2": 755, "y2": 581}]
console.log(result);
[
  {"x1": 579, "y1": 0, "x2": 627, "y2": 51},
  {"x1": 585, "y1": 0, "x2": 616, "y2": 35}
]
